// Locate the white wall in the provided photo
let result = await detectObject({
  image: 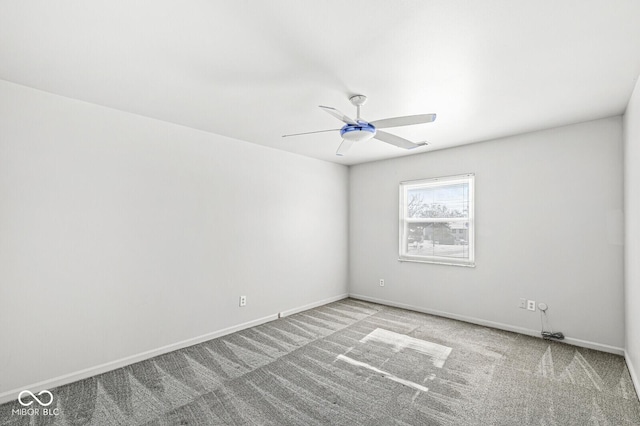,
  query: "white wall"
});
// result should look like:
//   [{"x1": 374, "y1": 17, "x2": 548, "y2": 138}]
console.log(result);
[
  {"x1": 350, "y1": 117, "x2": 624, "y2": 350},
  {"x1": 624, "y1": 78, "x2": 640, "y2": 389},
  {"x1": 0, "y1": 80, "x2": 349, "y2": 396}
]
